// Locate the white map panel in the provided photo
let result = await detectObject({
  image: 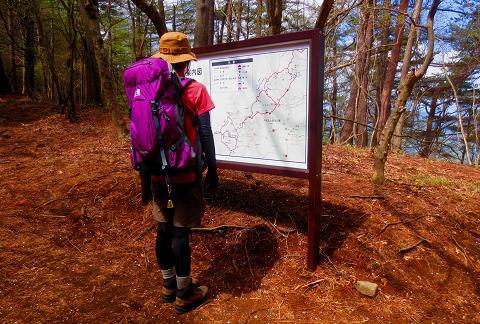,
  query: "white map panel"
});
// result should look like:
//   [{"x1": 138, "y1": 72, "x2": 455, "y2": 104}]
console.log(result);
[{"x1": 186, "y1": 41, "x2": 310, "y2": 170}]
